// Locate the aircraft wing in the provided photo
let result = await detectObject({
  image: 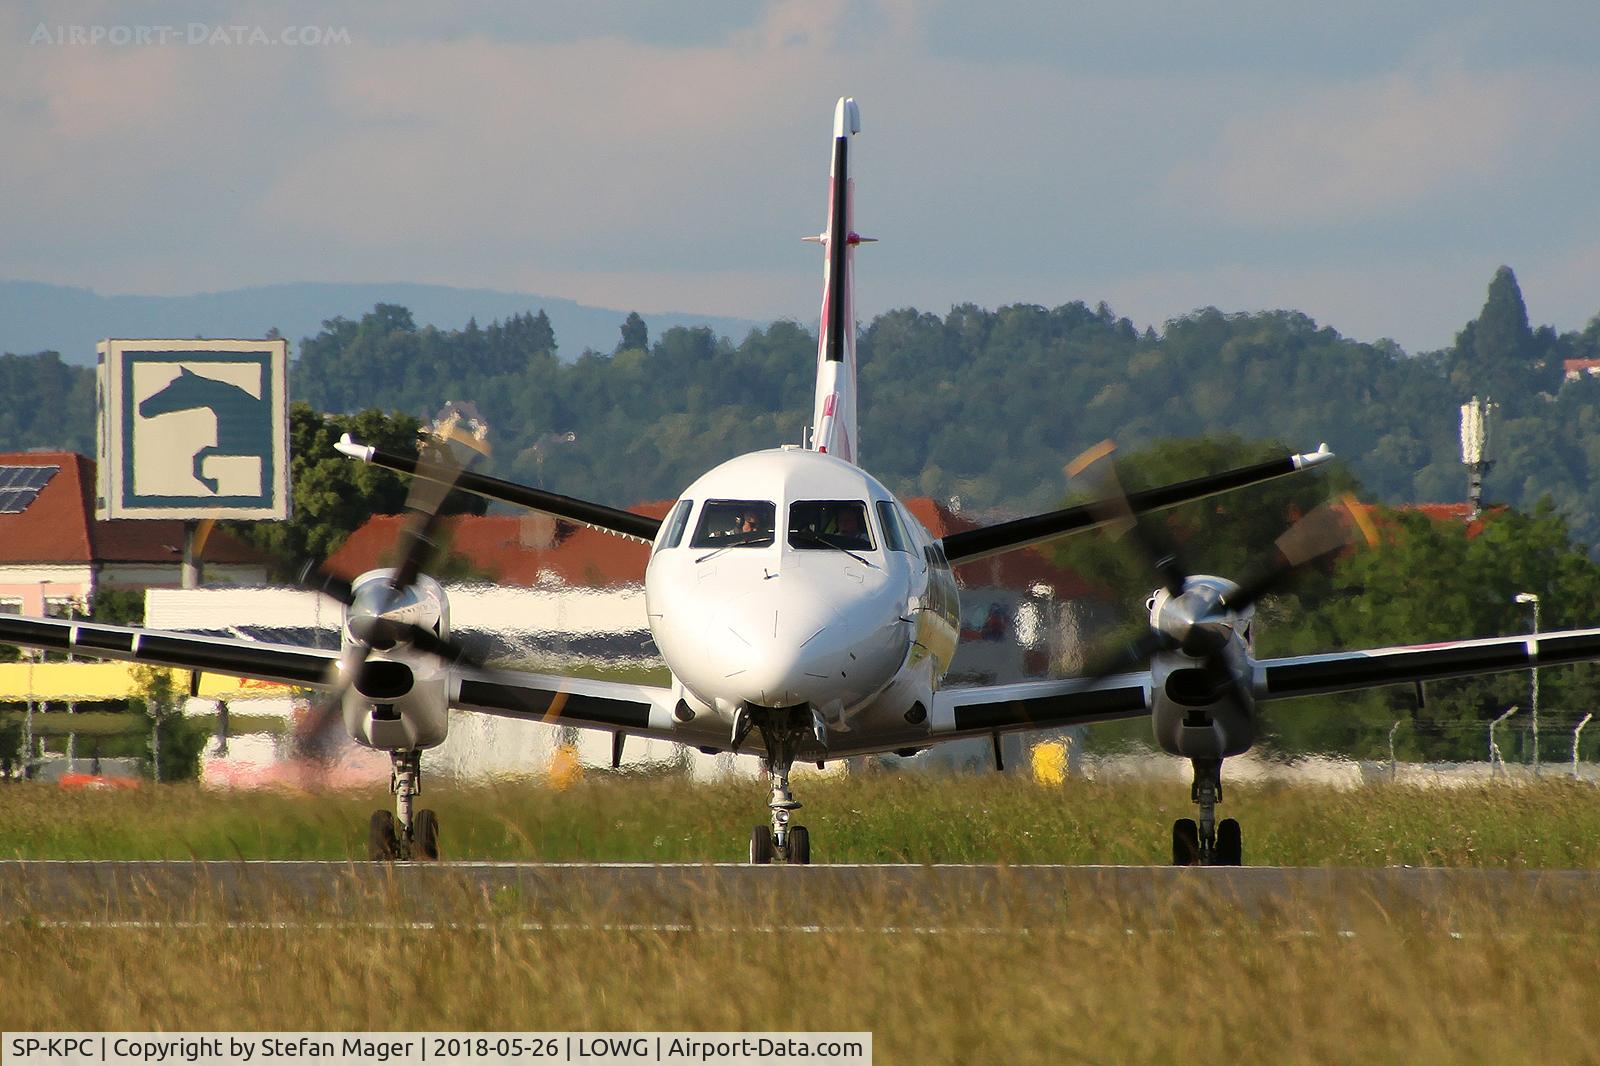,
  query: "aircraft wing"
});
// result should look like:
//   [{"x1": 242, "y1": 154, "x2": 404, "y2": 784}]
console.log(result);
[
  {"x1": 921, "y1": 626, "x2": 1600, "y2": 747},
  {"x1": 0, "y1": 615, "x2": 338, "y2": 689},
  {"x1": 1254, "y1": 627, "x2": 1600, "y2": 699},
  {"x1": 335, "y1": 435, "x2": 662, "y2": 543},
  {"x1": 929, "y1": 674, "x2": 1153, "y2": 741},
  {"x1": 0, "y1": 612, "x2": 724, "y2": 755},
  {"x1": 449, "y1": 665, "x2": 730, "y2": 750},
  {"x1": 939, "y1": 445, "x2": 1333, "y2": 564}
]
